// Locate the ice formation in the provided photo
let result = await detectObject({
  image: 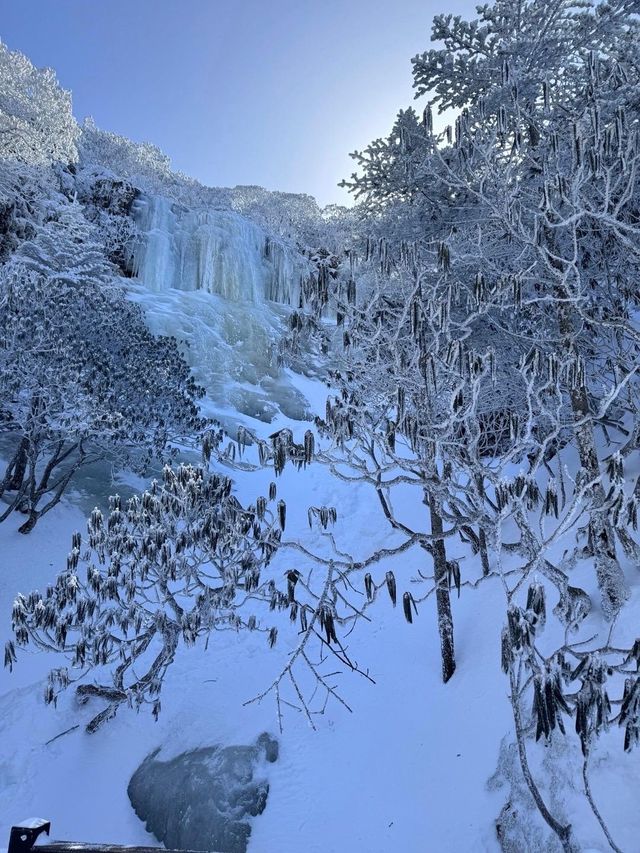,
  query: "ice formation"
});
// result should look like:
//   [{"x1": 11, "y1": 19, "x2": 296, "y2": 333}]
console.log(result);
[
  {"x1": 128, "y1": 195, "x2": 311, "y2": 424},
  {"x1": 130, "y1": 195, "x2": 304, "y2": 305}
]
